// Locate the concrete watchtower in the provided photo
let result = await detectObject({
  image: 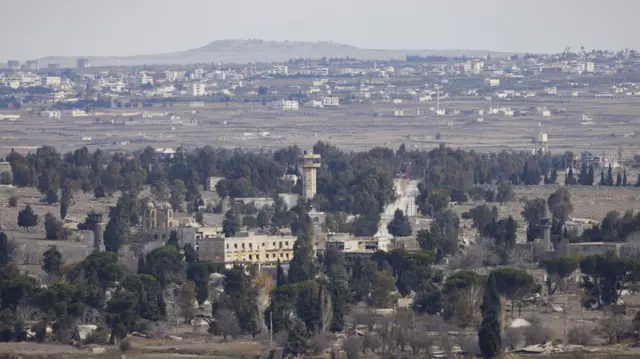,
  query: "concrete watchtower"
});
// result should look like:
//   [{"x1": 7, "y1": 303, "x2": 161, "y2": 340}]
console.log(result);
[
  {"x1": 539, "y1": 200, "x2": 553, "y2": 252},
  {"x1": 297, "y1": 150, "x2": 321, "y2": 200}
]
